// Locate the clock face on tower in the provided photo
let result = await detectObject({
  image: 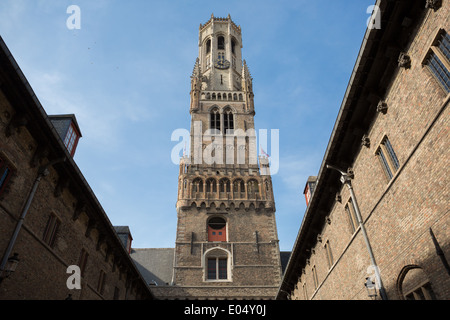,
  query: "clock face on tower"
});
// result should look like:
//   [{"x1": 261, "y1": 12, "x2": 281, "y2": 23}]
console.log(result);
[{"x1": 214, "y1": 58, "x2": 230, "y2": 69}]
